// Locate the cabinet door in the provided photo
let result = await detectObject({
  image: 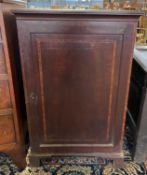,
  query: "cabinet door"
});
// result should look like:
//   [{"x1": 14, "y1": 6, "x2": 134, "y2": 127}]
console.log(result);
[{"x1": 17, "y1": 19, "x2": 136, "y2": 154}]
